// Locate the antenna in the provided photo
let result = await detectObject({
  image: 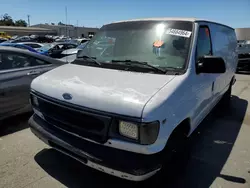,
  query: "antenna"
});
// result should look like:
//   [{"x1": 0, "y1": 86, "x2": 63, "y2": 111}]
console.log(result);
[
  {"x1": 27, "y1": 15, "x2": 30, "y2": 26},
  {"x1": 65, "y1": 6, "x2": 68, "y2": 63},
  {"x1": 76, "y1": 20, "x2": 78, "y2": 37},
  {"x1": 65, "y1": 6, "x2": 68, "y2": 37}
]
